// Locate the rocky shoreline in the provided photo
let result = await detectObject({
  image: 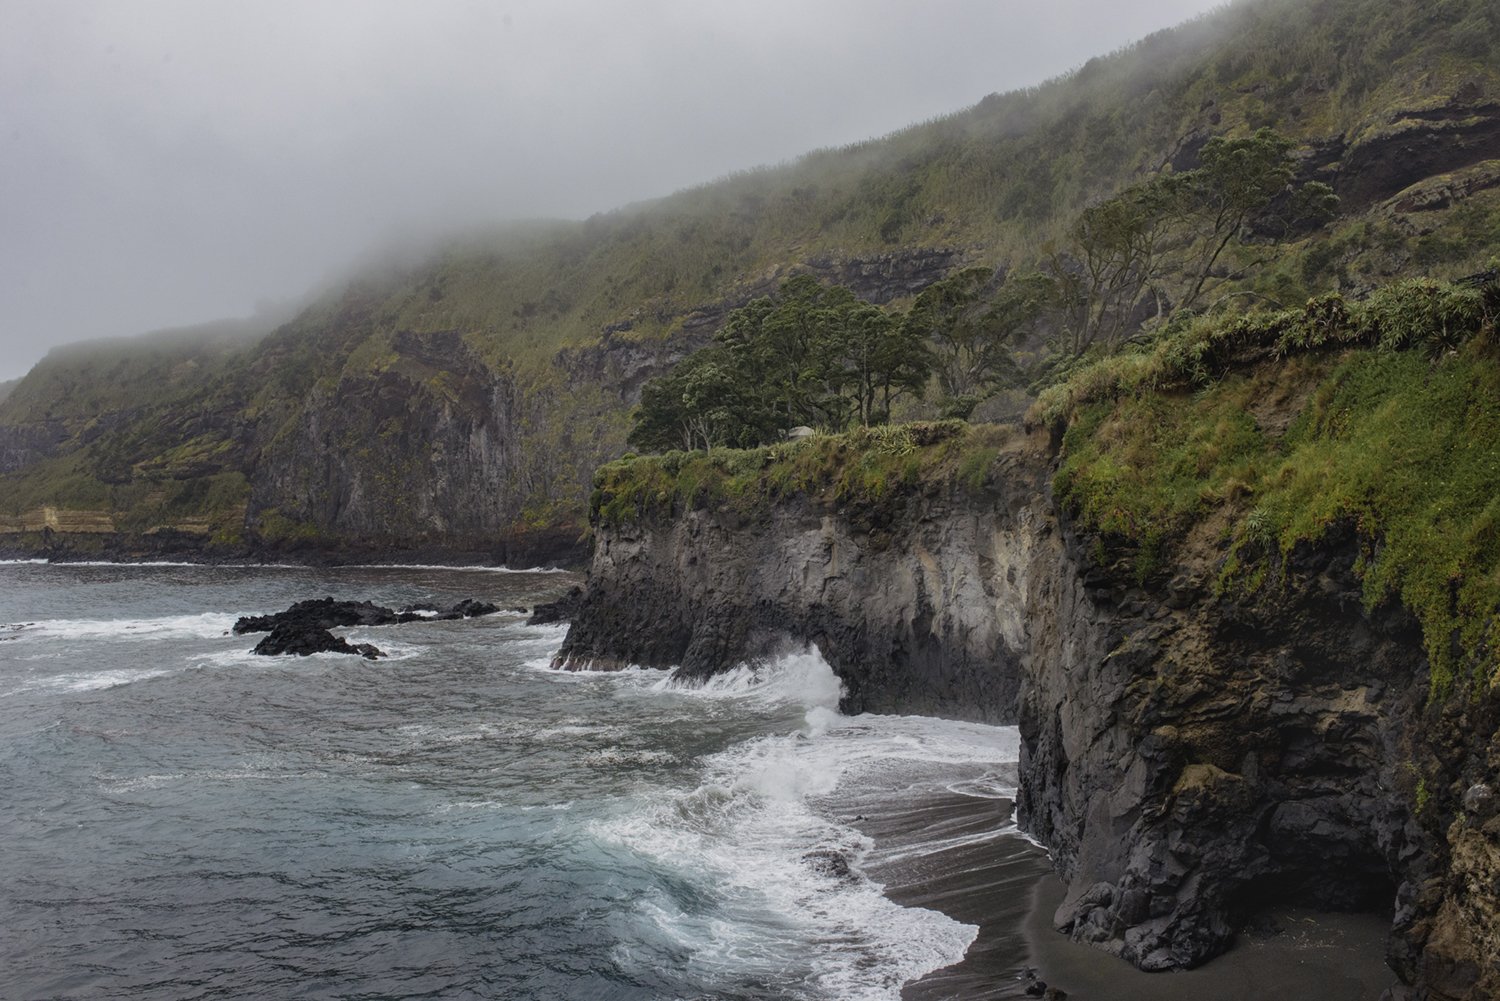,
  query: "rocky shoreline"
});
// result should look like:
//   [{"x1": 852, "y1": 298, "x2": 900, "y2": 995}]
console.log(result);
[
  {"x1": 554, "y1": 425, "x2": 1498, "y2": 999},
  {"x1": 0, "y1": 525, "x2": 590, "y2": 571}
]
